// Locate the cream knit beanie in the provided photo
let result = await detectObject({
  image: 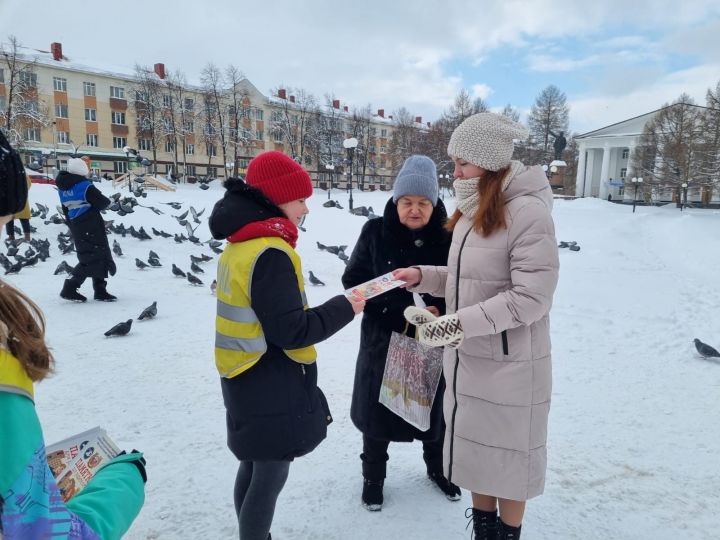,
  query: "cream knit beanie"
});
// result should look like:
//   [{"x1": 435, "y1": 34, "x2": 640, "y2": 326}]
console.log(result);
[{"x1": 447, "y1": 112, "x2": 529, "y2": 171}]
